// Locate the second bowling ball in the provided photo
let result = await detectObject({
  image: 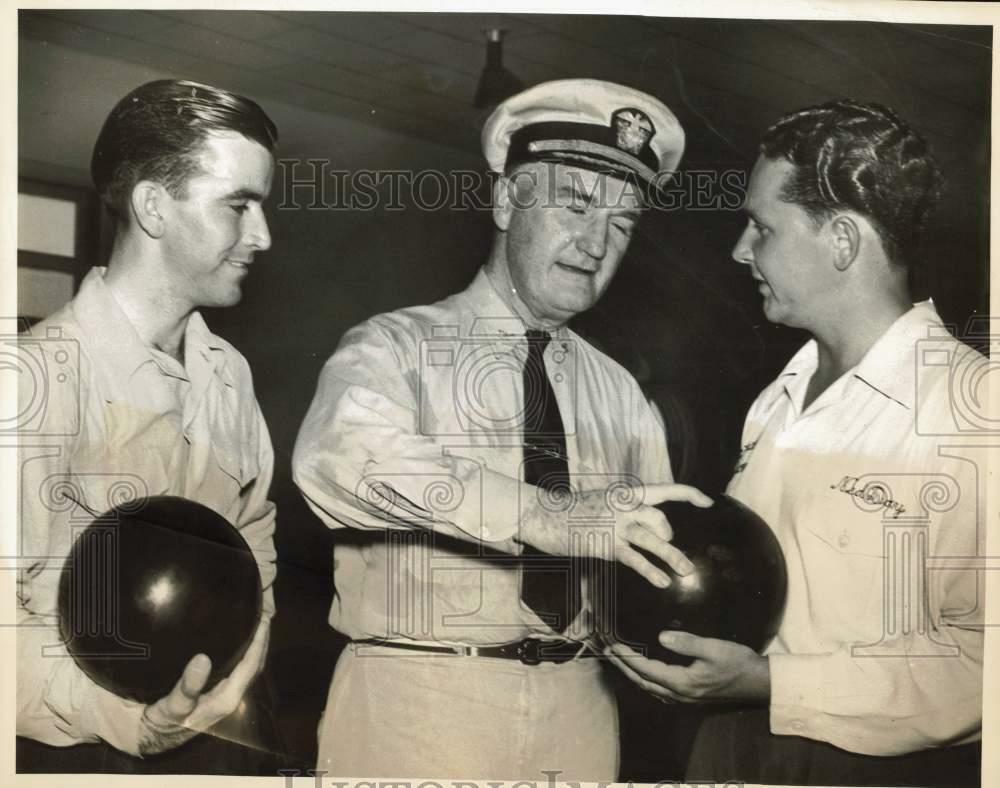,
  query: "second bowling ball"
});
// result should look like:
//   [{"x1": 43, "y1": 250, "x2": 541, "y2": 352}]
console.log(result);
[{"x1": 597, "y1": 494, "x2": 787, "y2": 664}]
